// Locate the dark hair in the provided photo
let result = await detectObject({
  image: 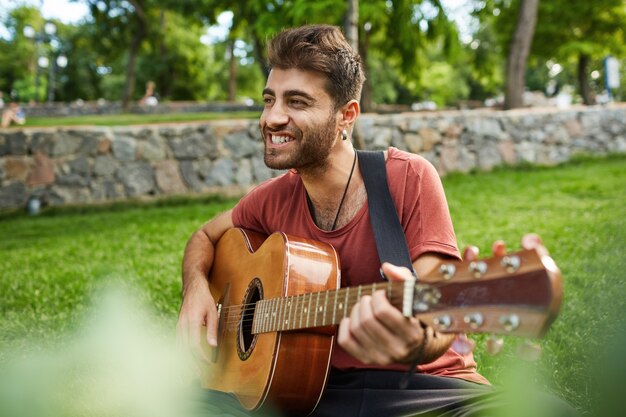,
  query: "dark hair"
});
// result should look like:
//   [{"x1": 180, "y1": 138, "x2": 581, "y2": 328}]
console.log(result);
[{"x1": 267, "y1": 25, "x2": 365, "y2": 110}]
